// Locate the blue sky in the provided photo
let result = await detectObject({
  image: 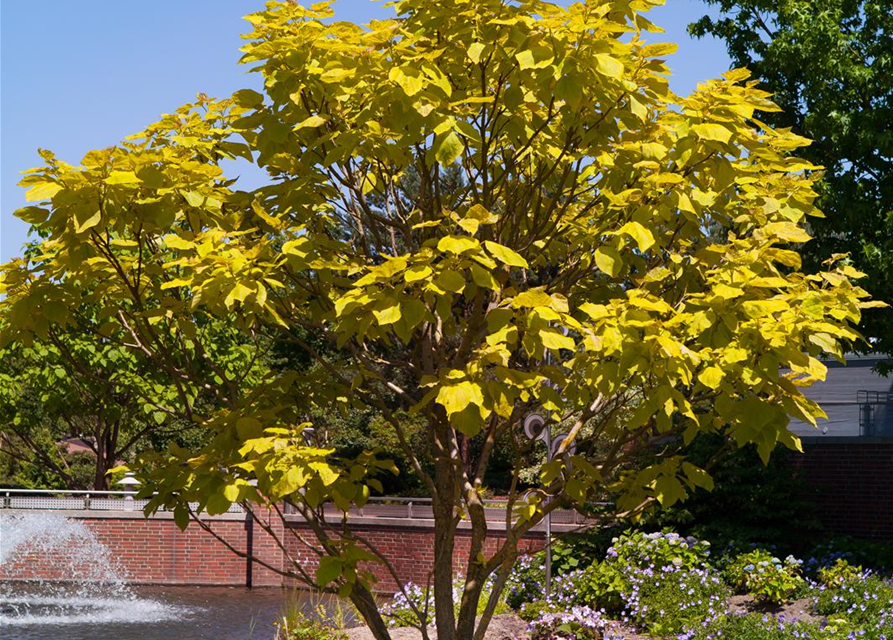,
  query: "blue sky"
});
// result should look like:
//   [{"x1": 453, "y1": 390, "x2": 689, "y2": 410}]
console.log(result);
[{"x1": 0, "y1": 0, "x2": 731, "y2": 263}]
